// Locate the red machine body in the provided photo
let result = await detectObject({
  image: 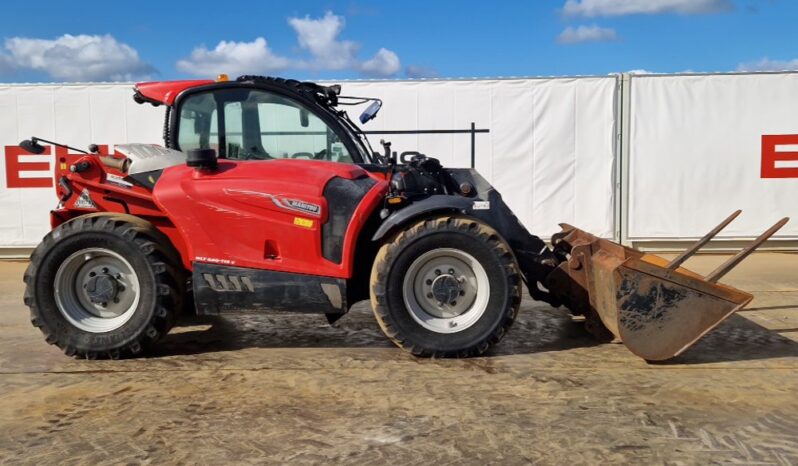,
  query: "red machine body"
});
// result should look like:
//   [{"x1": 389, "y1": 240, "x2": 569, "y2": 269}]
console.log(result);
[
  {"x1": 51, "y1": 77, "x2": 391, "y2": 279},
  {"x1": 52, "y1": 156, "x2": 388, "y2": 278}
]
